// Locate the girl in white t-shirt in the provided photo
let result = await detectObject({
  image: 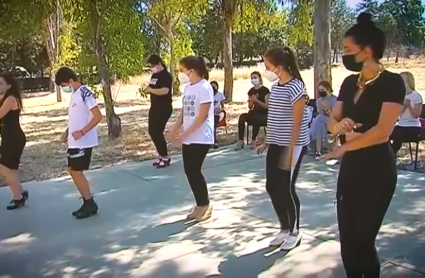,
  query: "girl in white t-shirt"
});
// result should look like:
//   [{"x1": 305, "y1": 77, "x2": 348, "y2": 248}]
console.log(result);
[
  {"x1": 168, "y1": 55, "x2": 214, "y2": 222},
  {"x1": 390, "y1": 71, "x2": 423, "y2": 156}
]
